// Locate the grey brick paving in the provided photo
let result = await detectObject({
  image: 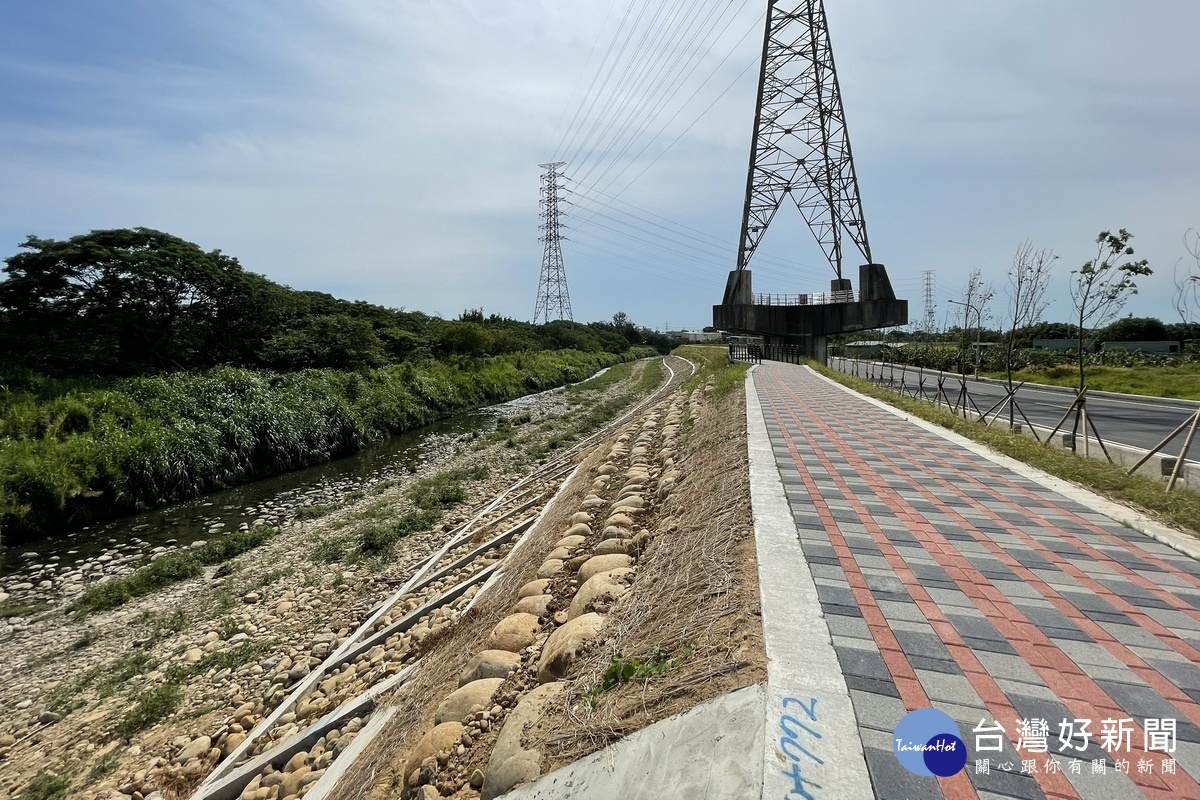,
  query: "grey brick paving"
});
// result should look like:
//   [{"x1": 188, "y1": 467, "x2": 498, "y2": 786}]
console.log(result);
[{"x1": 754, "y1": 364, "x2": 1200, "y2": 798}]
